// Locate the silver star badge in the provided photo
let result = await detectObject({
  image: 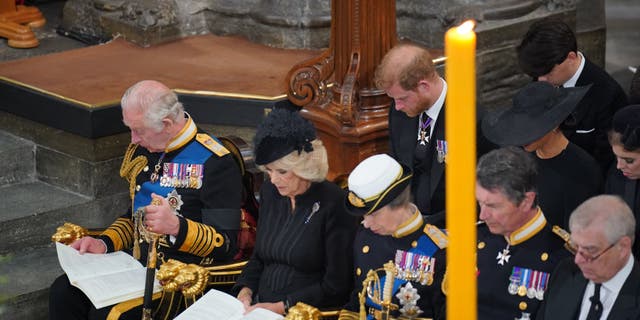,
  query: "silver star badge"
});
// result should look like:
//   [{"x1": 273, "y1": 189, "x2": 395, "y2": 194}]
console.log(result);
[{"x1": 166, "y1": 189, "x2": 183, "y2": 213}]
